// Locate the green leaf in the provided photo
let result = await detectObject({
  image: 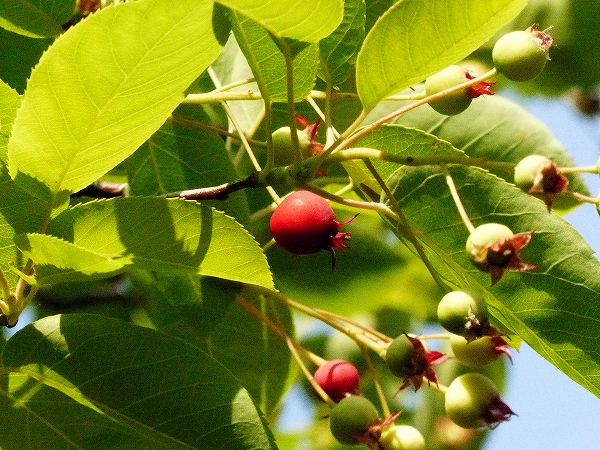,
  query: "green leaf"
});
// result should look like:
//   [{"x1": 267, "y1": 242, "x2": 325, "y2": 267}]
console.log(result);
[
  {"x1": 21, "y1": 197, "x2": 274, "y2": 288},
  {"x1": 0, "y1": 0, "x2": 75, "y2": 38},
  {"x1": 8, "y1": 0, "x2": 223, "y2": 199},
  {"x1": 0, "y1": 28, "x2": 52, "y2": 94},
  {"x1": 0, "y1": 80, "x2": 21, "y2": 162},
  {"x1": 0, "y1": 82, "x2": 47, "y2": 288},
  {"x1": 356, "y1": 0, "x2": 528, "y2": 111},
  {"x1": 386, "y1": 95, "x2": 589, "y2": 211},
  {"x1": 0, "y1": 313, "x2": 279, "y2": 449},
  {"x1": 210, "y1": 35, "x2": 266, "y2": 135},
  {"x1": 145, "y1": 274, "x2": 294, "y2": 417},
  {"x1": 126, "y1": 106, "x2": 251, "y2": 227},
  {"x1": 230, "y1": 11, "x2": 319, "y2": 102},
  {"x1": 387, "y1": 165, "x2": 600, "y2": 398},
  {"x1": 218, "y1": 0, "x2": 344, "y2": 42},
  {"x1": 13, "y1": 233, "x2": 131, "y2": 284},
  {"x1": 319, "y1": 0, "x2": 365, "y2": 86}
]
